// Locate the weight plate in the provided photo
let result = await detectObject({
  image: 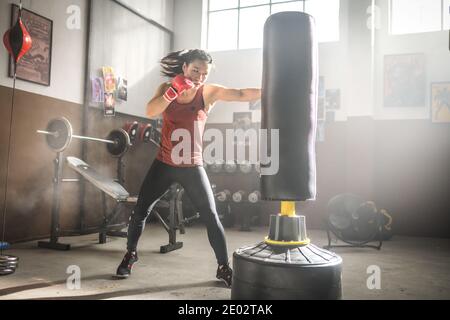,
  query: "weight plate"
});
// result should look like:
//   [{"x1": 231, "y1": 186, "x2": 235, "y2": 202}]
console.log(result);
[
  {"x1": 0, "y1": 262, "x2": 18, "y2": 269},
  {"x1": 106, "y1": 129, "x2": 130, "y2": 158},
  {"x1": 123, "y1": 121, "x2": 139, "y2": 142},
  {"x1": 140, "y1": 124, "x2": 152, "y2": 143},
  {"x1": 0, "y1": 268, "x2": 16, "y2": 276},
  {"x1": 45, "y1": 117, "x2": 73, "y2": 152},
  {"x1": 0, "y1": 255, "x2": 18, "y2": 262}
]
